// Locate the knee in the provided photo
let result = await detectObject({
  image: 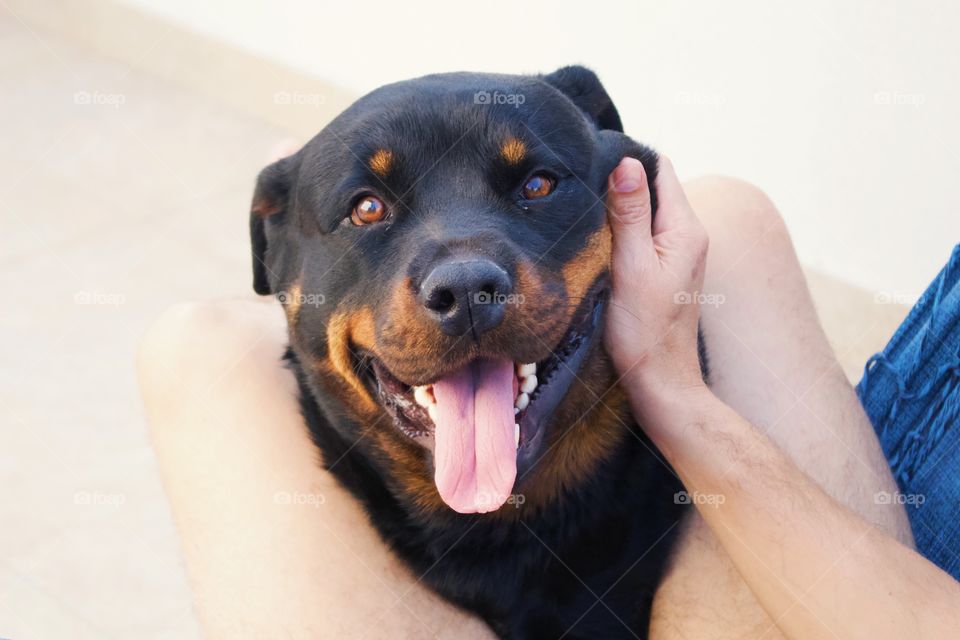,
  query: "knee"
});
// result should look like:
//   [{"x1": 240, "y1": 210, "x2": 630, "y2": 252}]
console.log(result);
[
  {"x1": 683, "y1": 175, "x2": 792, "y2": 259},
  {"x1": 138, "y1": 301, "x2": 231, "y2": 374},
  {"x1": 137, "y1": 302, "x2": 221, "y2": 403},
  {"x1": 136, "y1": 299, "x2": 286, "y2": 398}
]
